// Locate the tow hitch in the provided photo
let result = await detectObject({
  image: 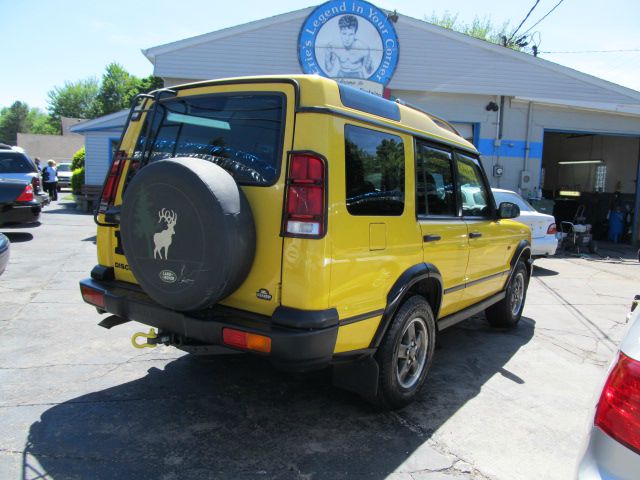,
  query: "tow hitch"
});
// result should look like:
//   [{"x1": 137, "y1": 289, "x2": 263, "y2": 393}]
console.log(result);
[{"x1": 131, "y1": 328, "x2": 168, "y2": 349}]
